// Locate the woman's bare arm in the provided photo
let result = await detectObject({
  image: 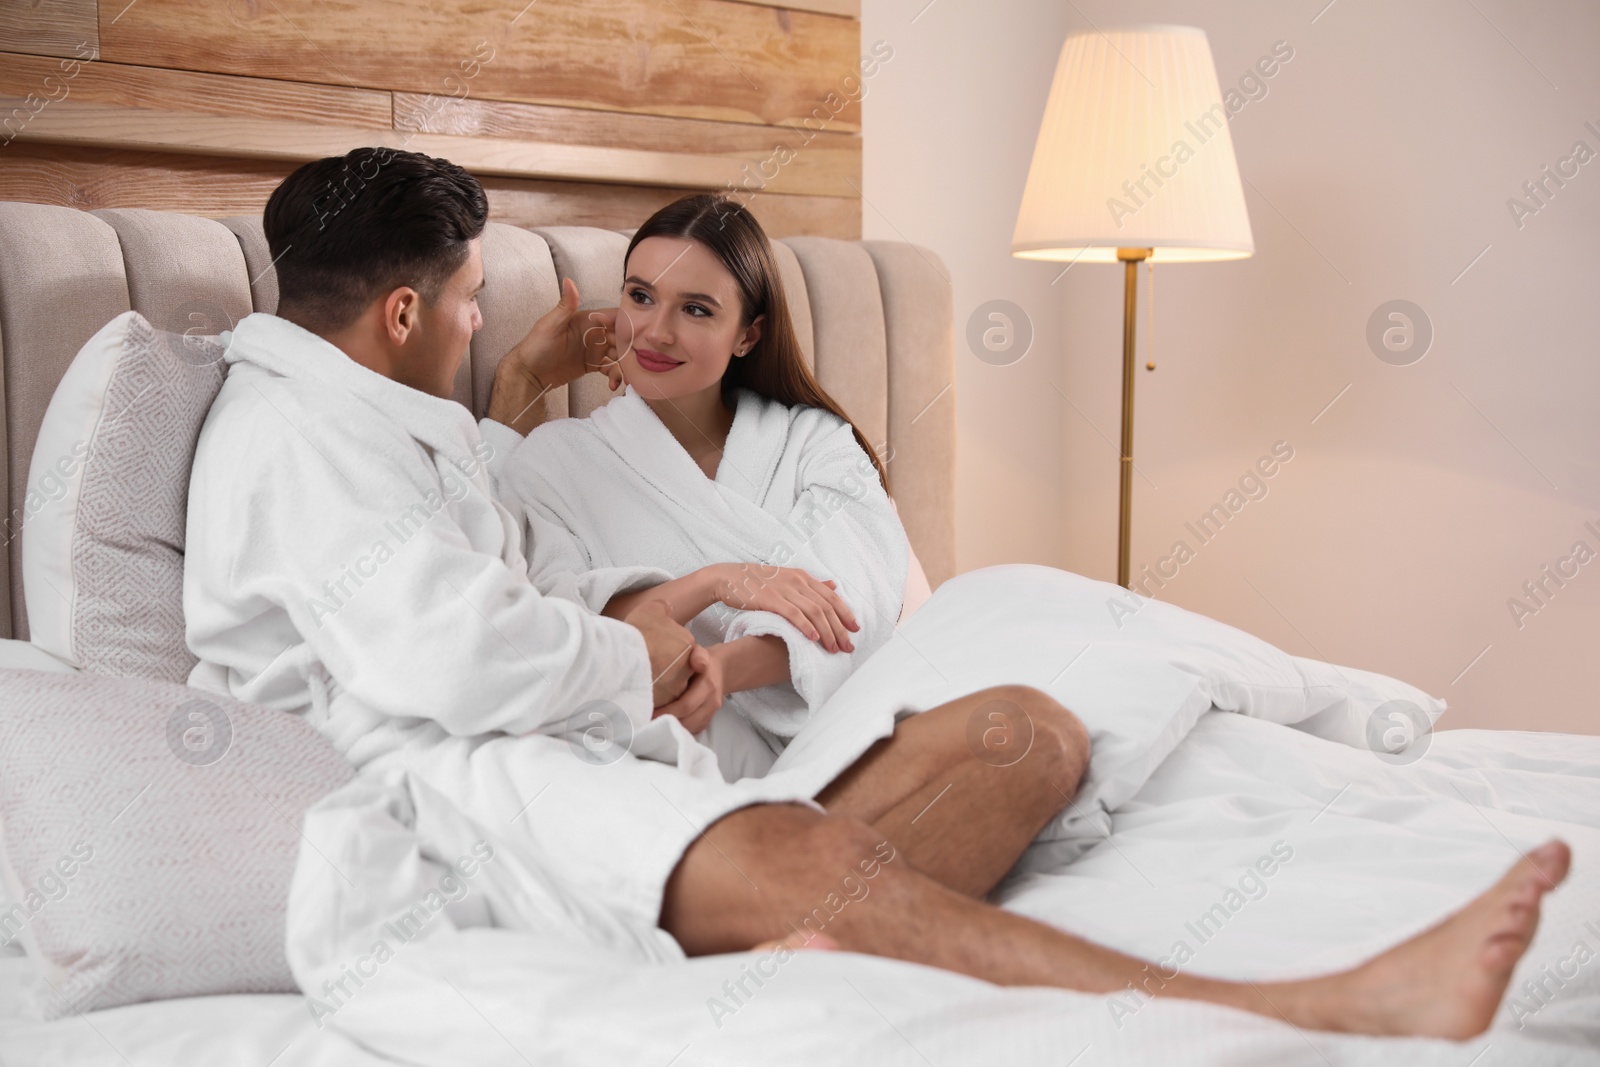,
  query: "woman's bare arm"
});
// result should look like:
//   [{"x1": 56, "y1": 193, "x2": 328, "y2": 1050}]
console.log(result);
[
  {"x1": 713, "y1": 634, "x2": 791, "y2": 693},
  {"x1": 603, "y1": 564, "x2": 858, "y2": 651},
  {"x1": 602, "y1": 571, "x2": 719, "y2": 625}
]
